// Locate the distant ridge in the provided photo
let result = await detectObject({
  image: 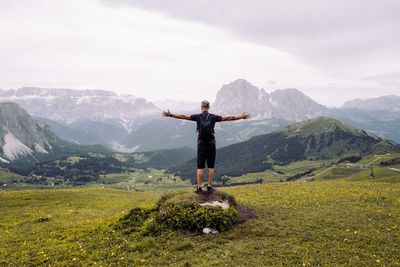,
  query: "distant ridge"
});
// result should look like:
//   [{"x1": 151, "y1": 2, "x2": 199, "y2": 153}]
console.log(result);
[
  {"x1": 342, "y1": 95, "x2": 400, "y2": 111},
  {"x1": 0, "y1": 86, "x2": 159, "y2": 129}
]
